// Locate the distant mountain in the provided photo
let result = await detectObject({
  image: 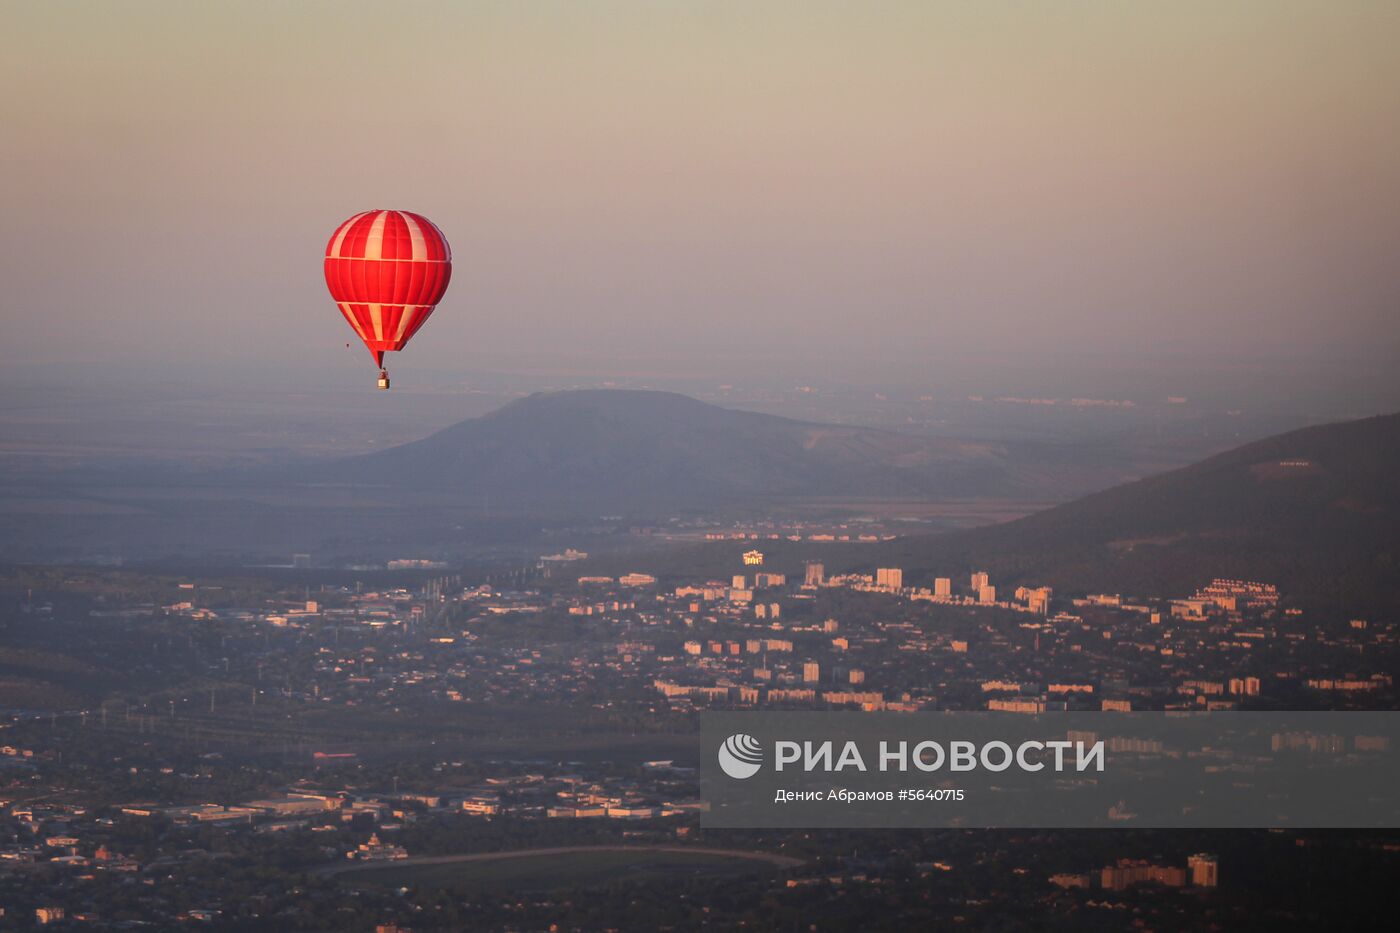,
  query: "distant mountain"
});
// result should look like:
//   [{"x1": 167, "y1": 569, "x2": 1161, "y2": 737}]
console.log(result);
[
  {"x1": 306, "y1": 390, "x2": 1025, "y2": 511},
  {"x1": 871, "y1": 412, "x2": 1400, "y2": 616}
]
